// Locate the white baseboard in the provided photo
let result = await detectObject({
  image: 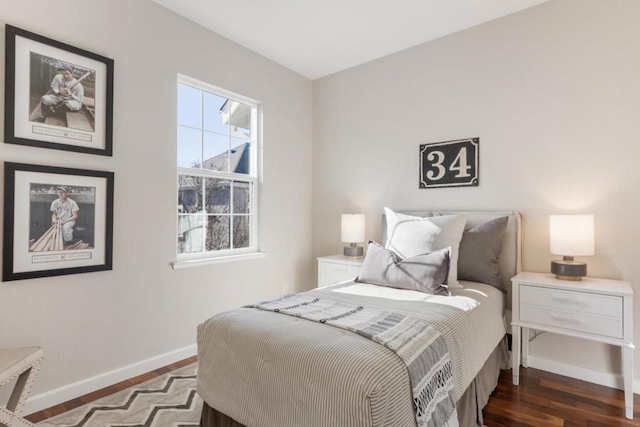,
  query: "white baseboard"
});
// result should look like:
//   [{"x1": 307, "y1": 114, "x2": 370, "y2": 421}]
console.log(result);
[
  {"x1": 527, "y1": 355, "x2": 639, "y2": 394},
  {"x1": 24, "y1": 344, "x2": 197, "y2": 415}
]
